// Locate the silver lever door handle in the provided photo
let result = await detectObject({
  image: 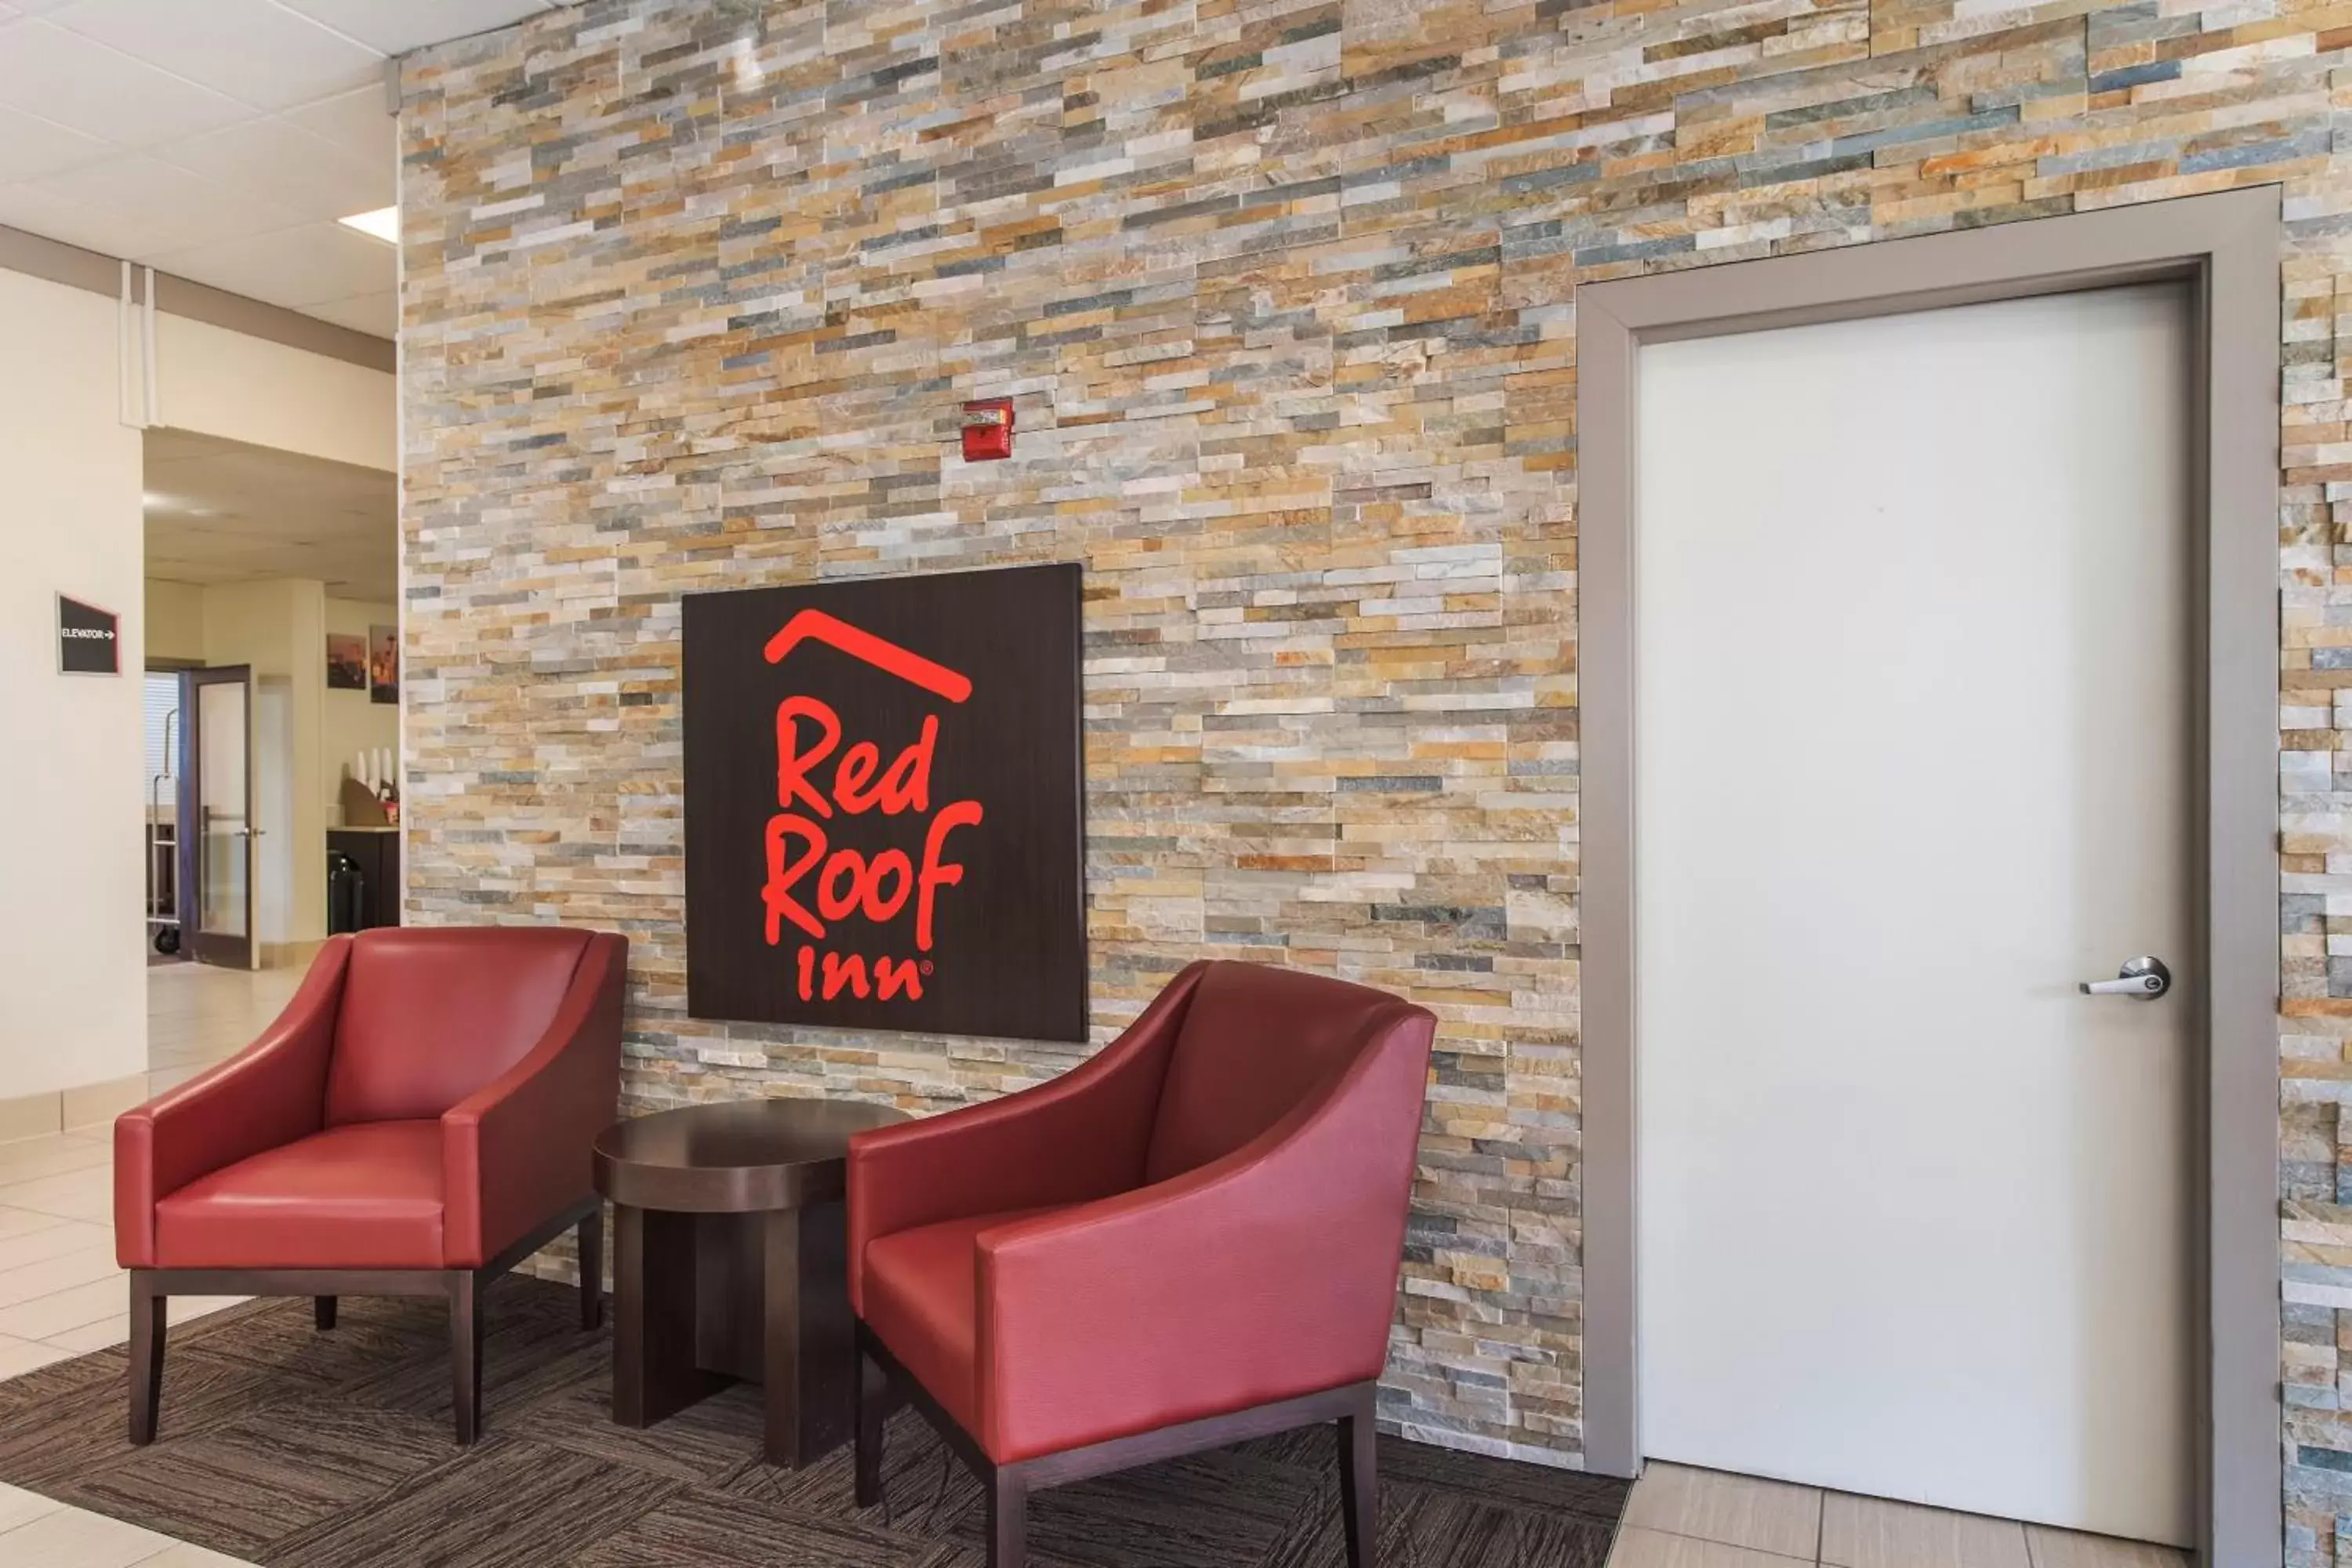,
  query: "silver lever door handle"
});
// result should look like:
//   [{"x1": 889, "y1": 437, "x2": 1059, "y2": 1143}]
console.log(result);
[{"x1": 2080, "y1": 956, "x2": 2170, "y2": 999}]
